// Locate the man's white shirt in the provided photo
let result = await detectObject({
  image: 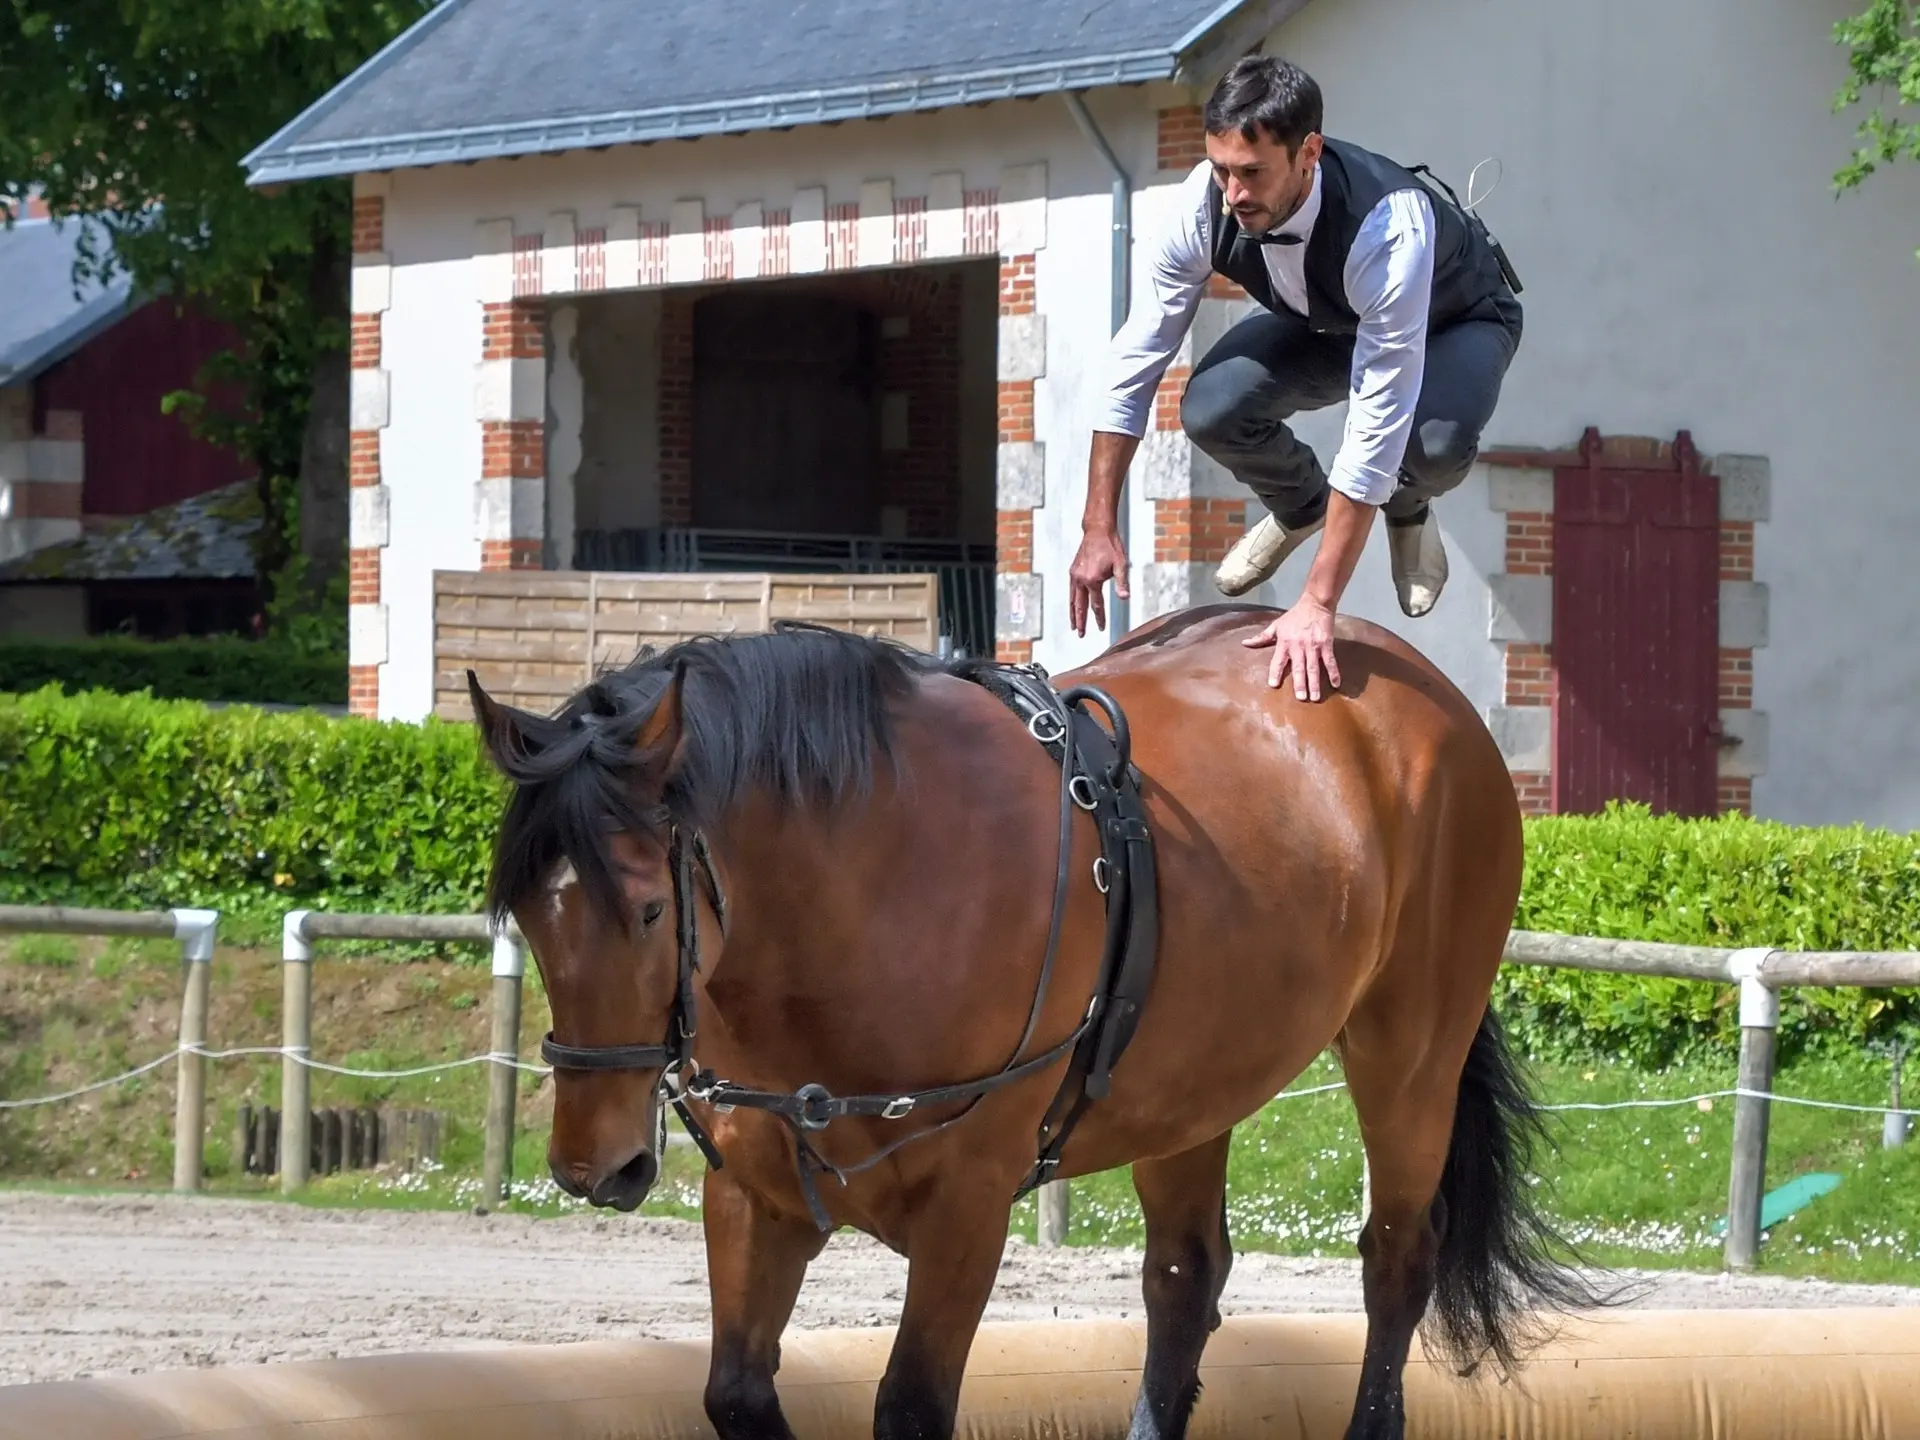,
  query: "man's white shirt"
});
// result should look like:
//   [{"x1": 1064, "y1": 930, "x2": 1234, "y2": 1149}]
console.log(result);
[{"x1": 1094, "y1": 159, "x2": 1437, "y2": 508}]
